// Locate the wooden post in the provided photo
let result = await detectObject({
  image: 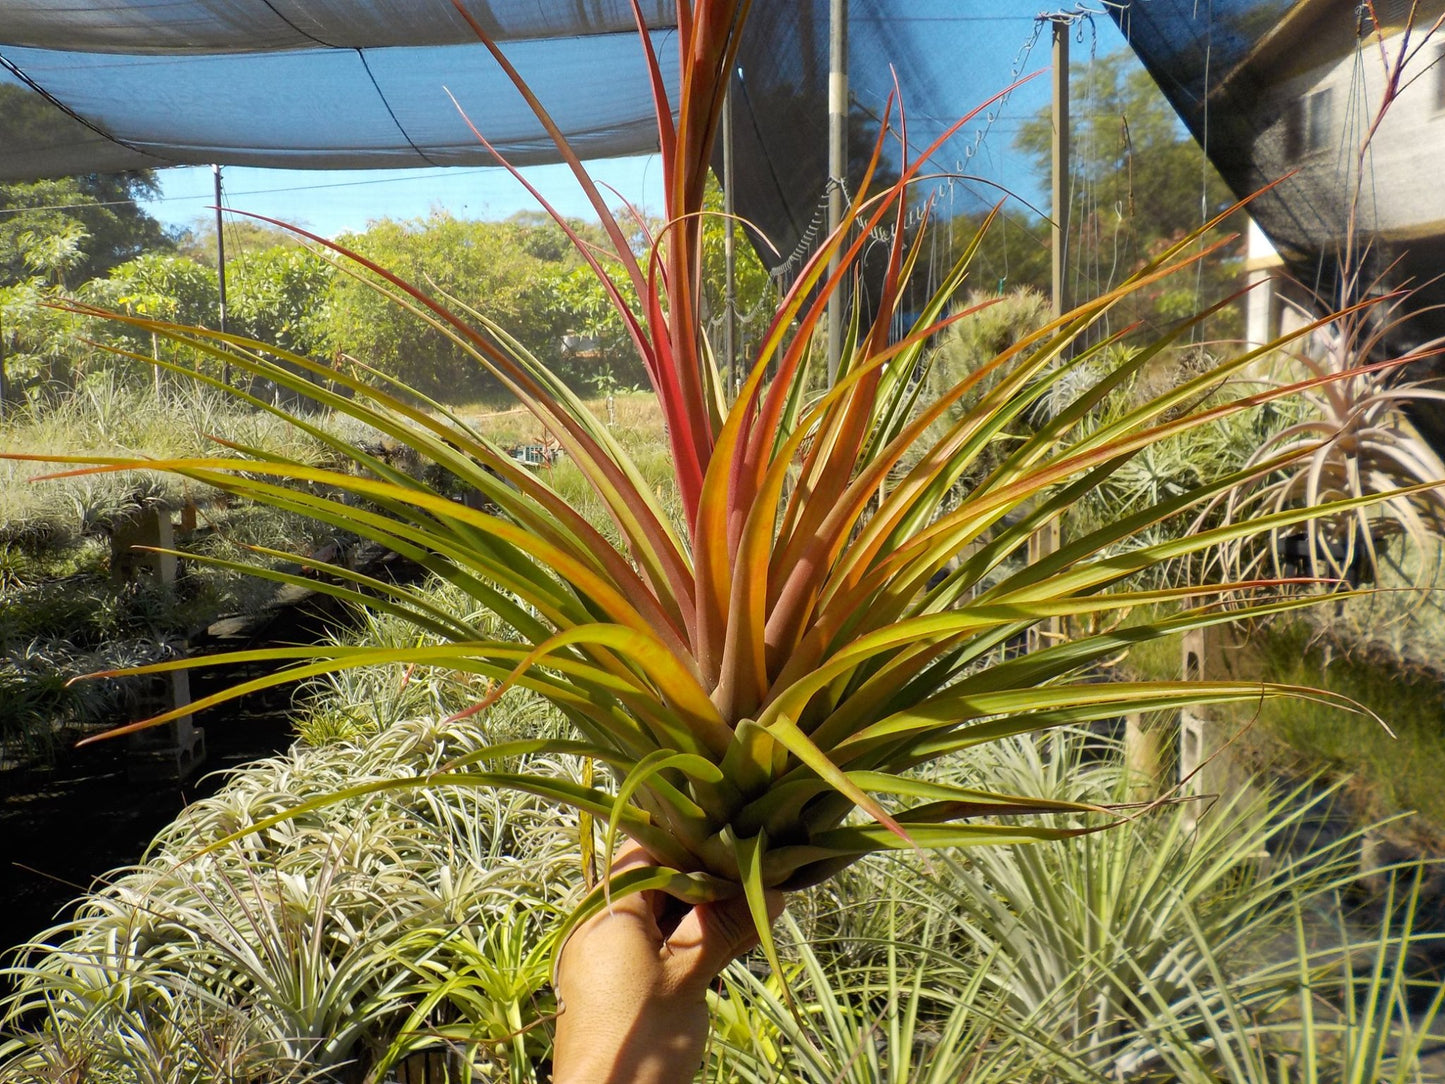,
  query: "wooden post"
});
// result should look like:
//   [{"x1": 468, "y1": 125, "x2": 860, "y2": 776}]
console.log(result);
[
  {"x1": 214, "y1": 164, "x2": 230, "y2": 385},
  {"x1": 1026, "y1": 17, "x2": 1071, "y2": 654},
  {"x1": 1050, "y1": 16, "x2": 1071, "y2": 325},
  {"x1": 1177, "y1": 626, "x2": 1212, "y2": 827},
  {"x1": 1124, "y1": 713, "x2": 1163, "y2": 800},
  {"x1": 825, "y1": 0, "x2": 848, "y2": 382},
  {"x1": 126, "y1": 658, "x2": 206, "y2": 783},
  {"x1": 111, "y1": 506, "x2": 178, "y2": 586}
]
